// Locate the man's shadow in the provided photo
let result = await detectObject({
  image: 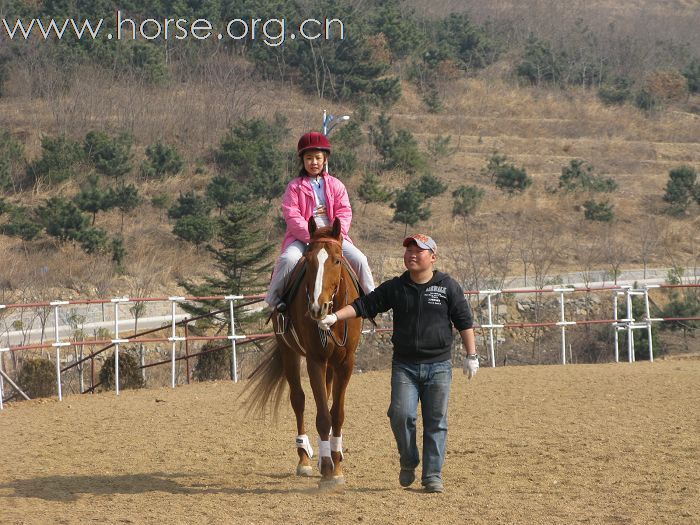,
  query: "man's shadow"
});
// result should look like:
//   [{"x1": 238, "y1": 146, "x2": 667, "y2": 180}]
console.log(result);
[{"x1": 0, "y1": 472, "x2": 386, "y2": 502}]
